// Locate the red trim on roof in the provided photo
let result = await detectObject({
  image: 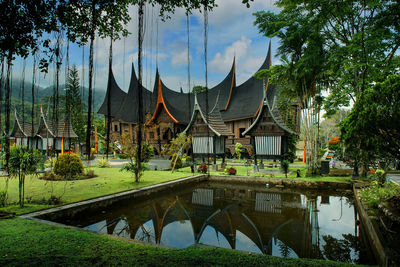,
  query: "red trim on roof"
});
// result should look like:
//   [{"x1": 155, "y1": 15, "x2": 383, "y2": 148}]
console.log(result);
[
  {"x1": 224, "y1": 60, "x2": 236, "y2": 111},
  {"x1": 148, "y1": 78, "x2": 178, "y2": 124},
  {"x1": 254, "y1": 78, "x2": 270, "y2": 117}
]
